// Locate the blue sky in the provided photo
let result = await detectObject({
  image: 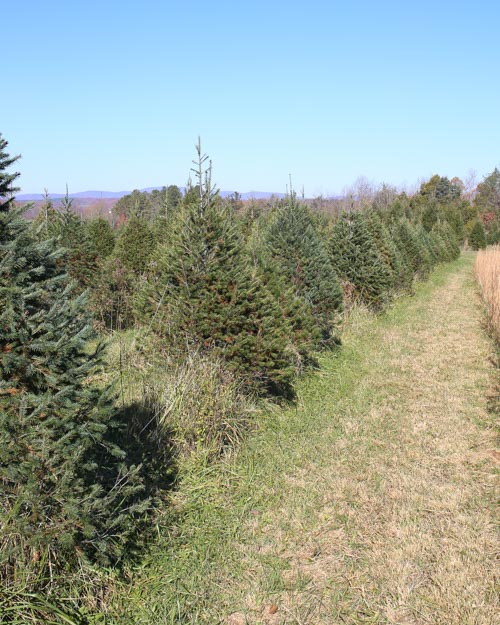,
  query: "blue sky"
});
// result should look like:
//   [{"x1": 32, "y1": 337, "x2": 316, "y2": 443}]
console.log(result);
[{"x1": 3, "y1": 0, "x2": 500, "y2": 196}]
